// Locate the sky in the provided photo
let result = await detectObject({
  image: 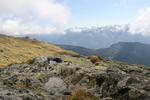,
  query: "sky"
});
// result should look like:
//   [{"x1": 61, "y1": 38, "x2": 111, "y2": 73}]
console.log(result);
[
  {"x1": 0, "y1": 0, "x2": 150, "y2": 35},
  {"x1": 67, "y1": 0, "x2": 150, "y2": 26}
]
